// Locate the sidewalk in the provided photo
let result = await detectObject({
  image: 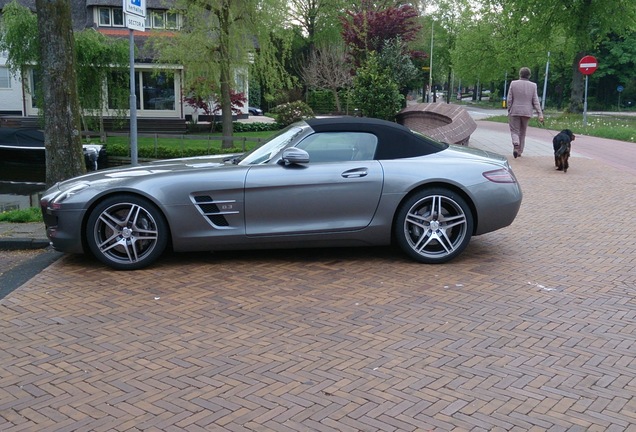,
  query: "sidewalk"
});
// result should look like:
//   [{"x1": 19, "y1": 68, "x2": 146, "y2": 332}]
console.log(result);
[{"x1": 0, "y1": 221, "x2": 49, "y2": 250}]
